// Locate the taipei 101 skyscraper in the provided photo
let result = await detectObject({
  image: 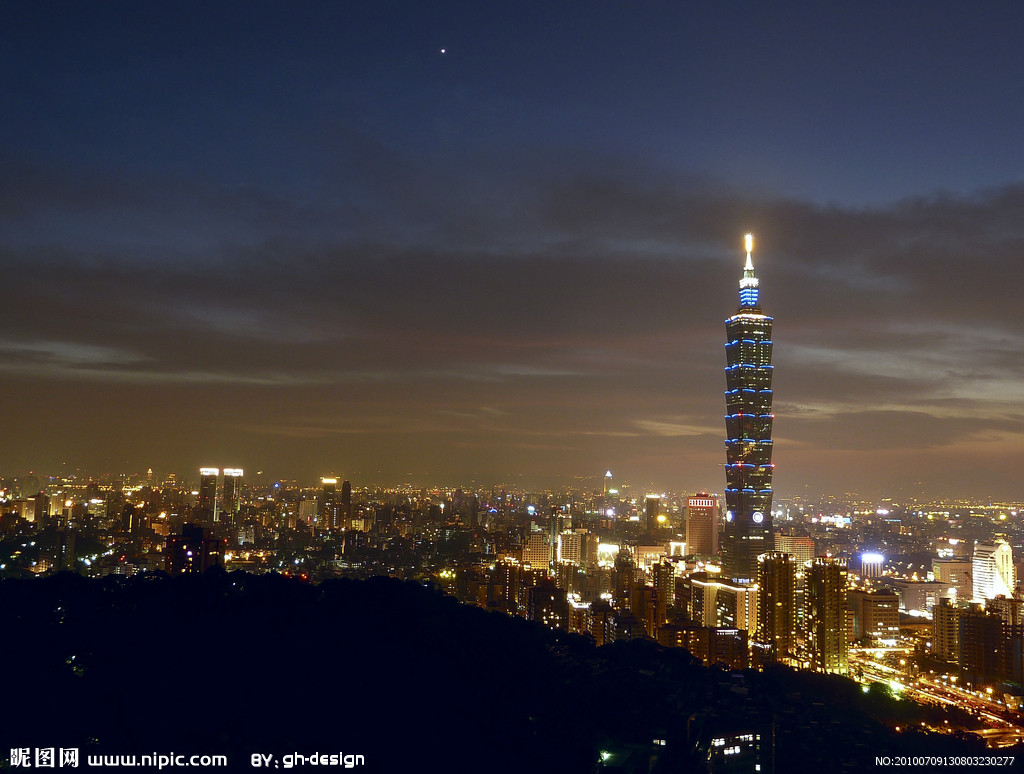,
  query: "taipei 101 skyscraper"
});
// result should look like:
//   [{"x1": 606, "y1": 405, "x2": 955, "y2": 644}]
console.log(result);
[{"x1": 722, "y1": 234, "x2": 774, "y2": 583}]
